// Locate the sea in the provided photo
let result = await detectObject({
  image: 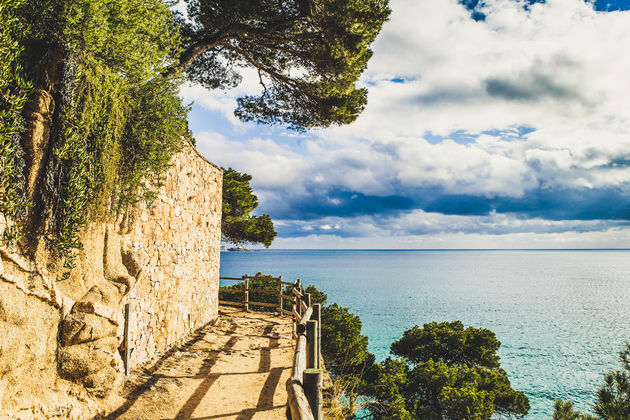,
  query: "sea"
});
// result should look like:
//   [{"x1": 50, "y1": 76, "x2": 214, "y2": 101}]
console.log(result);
[{"x1": 220, "y1": 249, "x2": 630, "y2": 419}]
